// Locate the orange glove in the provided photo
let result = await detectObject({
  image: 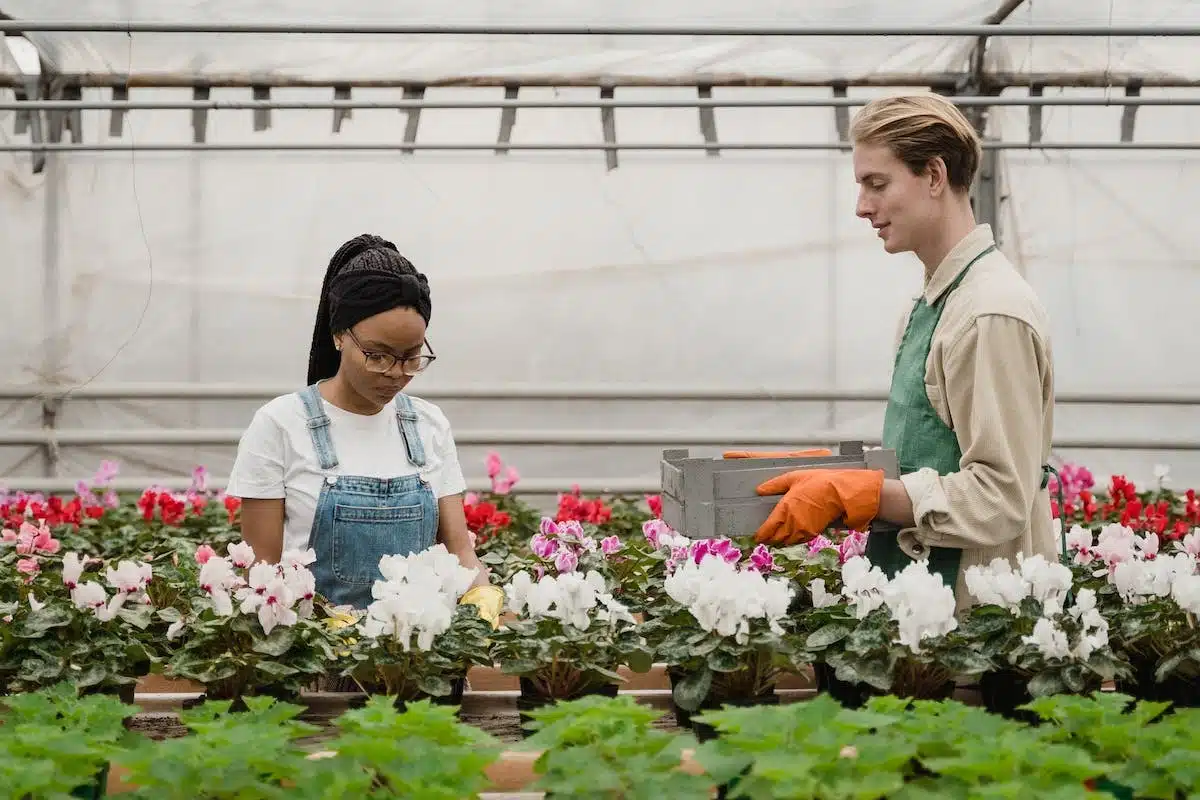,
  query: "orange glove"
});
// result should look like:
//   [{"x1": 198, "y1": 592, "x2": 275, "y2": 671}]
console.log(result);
[
  {"x1": 723, "y1": 448, "x2": 833, "y2": 459},
  {"x1": 753, "y1": 469, "x2": 885, "y2": 546}
]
